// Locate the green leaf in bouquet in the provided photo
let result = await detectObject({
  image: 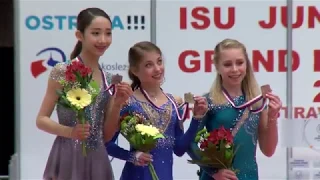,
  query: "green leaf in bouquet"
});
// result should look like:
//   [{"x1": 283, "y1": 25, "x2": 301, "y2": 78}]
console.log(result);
[
  {"x1": 227, "y1": 145, "x2": 239, "y2": 165},
  {"x1": 75, "y1": 72, "x2": 85, "y2": 87},
  {"x1": 57, "y1": 97, "x2": 73, "y2": 110},
  {"x1": 89, "y1": 80, "x2": 99, "y2": 89},
  {"x1": 216, "y1": 142, "x2": 237, "y2": 168},
  {"x1": 56, "y1": 89, "x2": 65, "y2": 97},
  {"x1": 225, "y1": 149, "x2": 232, "y2": 160},
  {"x1": 153, "y1": 133, "x2": 164, "y2": 140},
  {"x1": 132, "y1": 134, "x2": 155, "y2": 152},
  {"x1": 61, "y1": 96, "x2": 70, "y2": 104},
  {"x1": 200, "y1": 146, "x2": 227, "y2": 167},
  {"x1": 57, "y1": 100, "x2": 71, "y2": 109},
  {"x1": 123, "y1": 115, "x2": 133, "y2": 122},
  {"x1": 200, "y1": 127, "x2": 207, "y2": 134},
  {"x1": 55, "y1": 90, "x2": 72, "y2": 108},
  {"x1": 144, "y1": 135, "x2": 156, "y2": 145},
  {"x1": 140, "y1": 143, "x2": 156, "y2": 152},
  {"x1": 128, "y1": 134, "x2": 138, "y2": 147},
  {"x1": 129, "y1": 117, "x2": 138, "y2": 124},
  {"x1": 134, "y1": 133, "x2": 143, "y2": 147},
  {"x1": 194, "y1": 135, "x2": 201, "y2": 143},
  {"x1": 196, "y1": 128, "x2": 207, "y2": 136},
  {"x1": 120, "y1": 121, "x2": 128, "y2": 130},
  {"x1": 88, "y1": 73, "x2": 93, "y2": 81},
  {"x1": 143, "y1": 137, "x2": 148, "y2": 144},
  {"x1": 58, "y1": 79, "x2": 67, "y2": 86},
  {"x1": 196, "y1": 131, "x2": 202, "y2": 137},
  {"x1": 89, "y1": 80, "x2": 100, "y2": 97}
]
